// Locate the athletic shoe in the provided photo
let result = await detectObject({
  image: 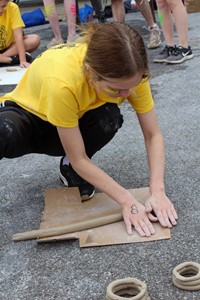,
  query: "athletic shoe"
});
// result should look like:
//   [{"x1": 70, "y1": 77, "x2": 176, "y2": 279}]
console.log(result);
[
  {"x1": 147, "y1": 26, "x2": 161, "y2": 49},
  {"x1": 98, "y1": 13, "x2": 107, "y2": 23},
  {"x1": 0, "y1": 62, "x2": 10, "y2": 68},
  {"x1": 153, "y1": 45, "x2": 175, "y2": 63},
  {"x1": 10, "y1": 52, "x2": 33, "y2": 65},
  {"x1": 47, "y1": 37, "x2": 64, "y2": 49},
  {"x1": 165, "y1": 46, "x2": 193, "y2": 64},
  {"x1": 59, "y1": 157, "x2": 95, "y2": 201}
]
